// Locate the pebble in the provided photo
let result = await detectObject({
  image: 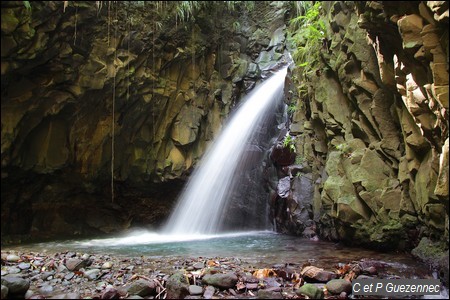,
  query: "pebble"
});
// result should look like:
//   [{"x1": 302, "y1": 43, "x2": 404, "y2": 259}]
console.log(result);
[
  {"x1": 101, "y1": 261, "x2": 113, "y2": 269},
  {"x1": 40, "y1": 272, "x2": 54, "y2": 281},
  {"x1": 193, "y1": 262, "x2": 204, "y2": 269},
  {"x1": 64, "y1": 272, "x2": 75, "y2": 280},
  {"x1": 6, "y1": 254, "x2": 20, "y2": 262},
  {"x1": 203, "y1": 285, "x2": 215, "y2": 299},
  {"x1": 0, "y1": 249, "x2": 438, "y2": 300},
  {"x1": 65, "y1": 258, "x2": 83, "y2": 271},
  {"x1": 189, "y1": 285, "x2": 203, "y2": 295},
  {"x1": 83, "y1": 269, "x2": 101, "y2": 281},
  {"x1": 18, "y1": 262, "x2": 31, "y2": 270},
  {"x1": 7, "y1": 267, "x2": 21, "y2": 274},
  {"x1": 39, "y1": 284, "x2": 53, "y2": 295}
]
